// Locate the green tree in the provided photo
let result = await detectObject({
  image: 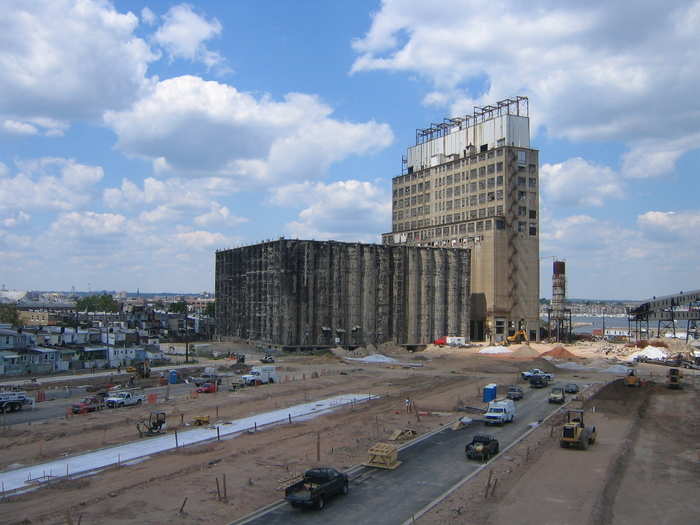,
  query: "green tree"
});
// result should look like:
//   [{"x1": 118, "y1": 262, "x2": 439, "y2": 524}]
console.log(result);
[
  {"x1": 205, "y1": 301, "x2": 215, "y2": 317},
  {"x1": 0, "y1": 304, "x2": 21, "y2": 326},
  {"x1": 77, "y1": 294, "x2": 120, "y2": 312},
  {"x1": 169, "y1": 301, "x2": 188, "y2": 314}
]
